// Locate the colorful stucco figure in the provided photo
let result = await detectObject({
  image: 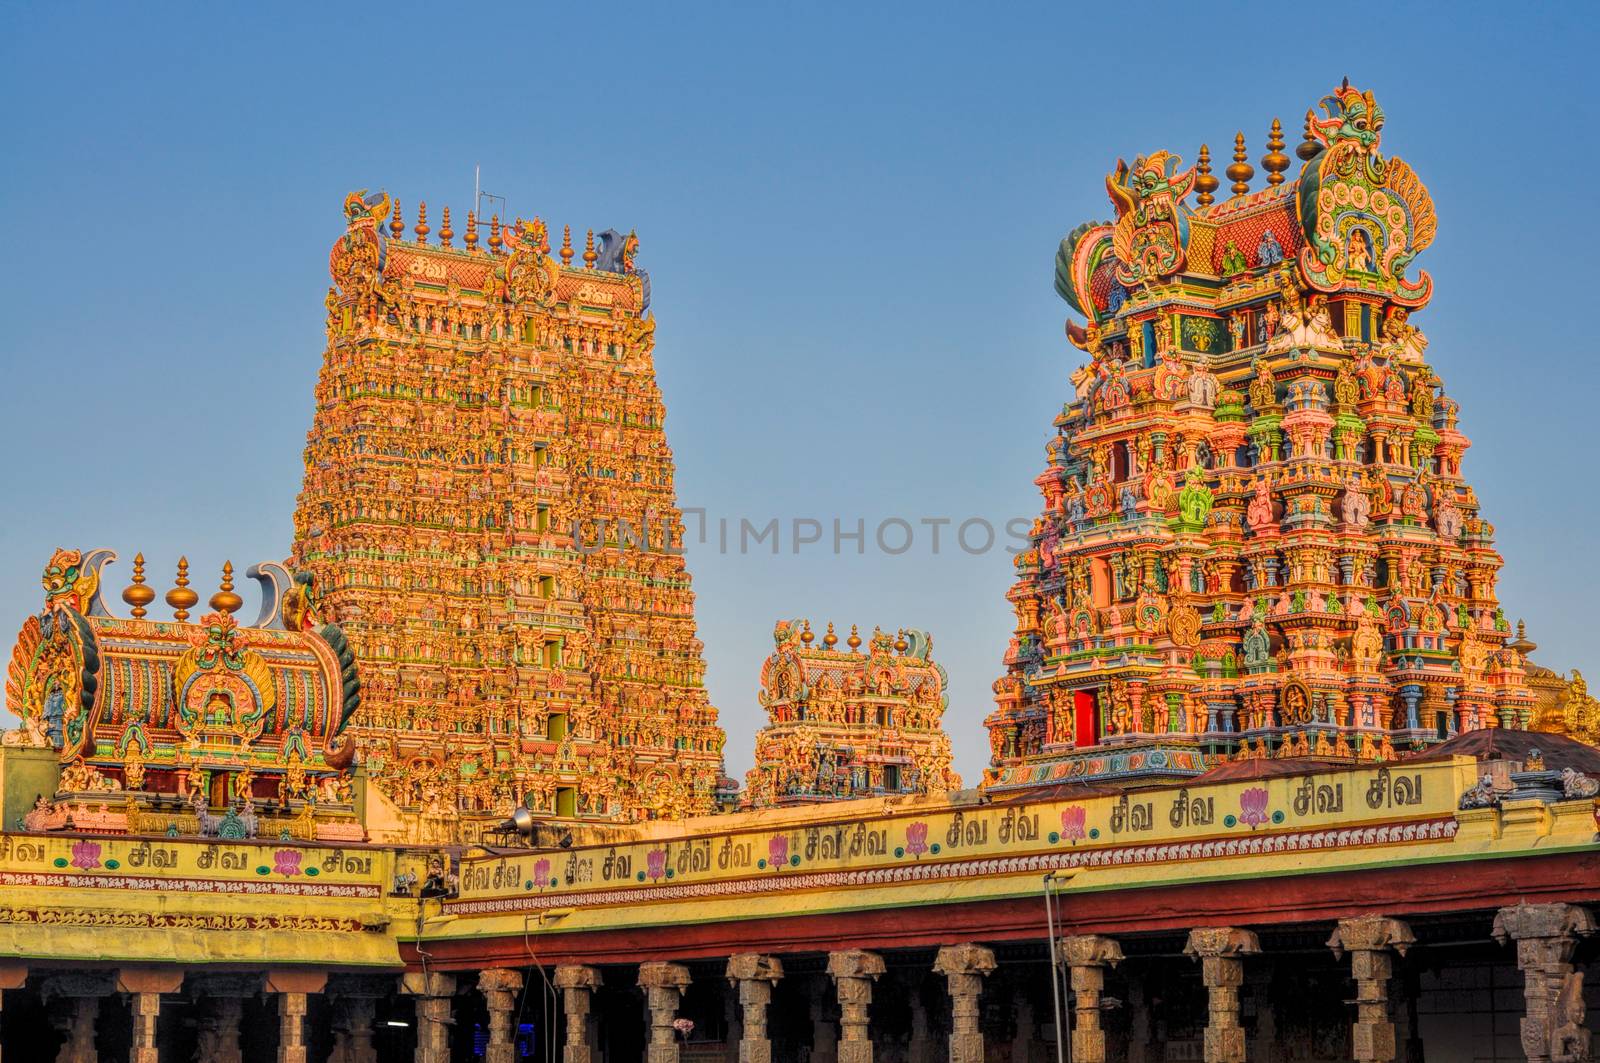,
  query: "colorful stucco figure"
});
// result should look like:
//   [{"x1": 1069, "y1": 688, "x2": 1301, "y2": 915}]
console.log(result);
[{"x1": 989, "y1": 82, "x2": 1540, "y2": 792}]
